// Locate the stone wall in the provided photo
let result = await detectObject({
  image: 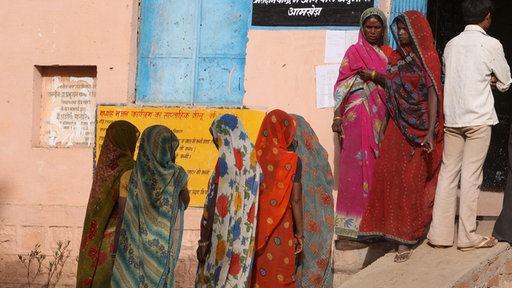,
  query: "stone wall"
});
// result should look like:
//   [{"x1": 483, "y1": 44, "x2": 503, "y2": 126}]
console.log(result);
[{"x1": 0, "y1": 207, "x2": 202, "y2": 287}]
